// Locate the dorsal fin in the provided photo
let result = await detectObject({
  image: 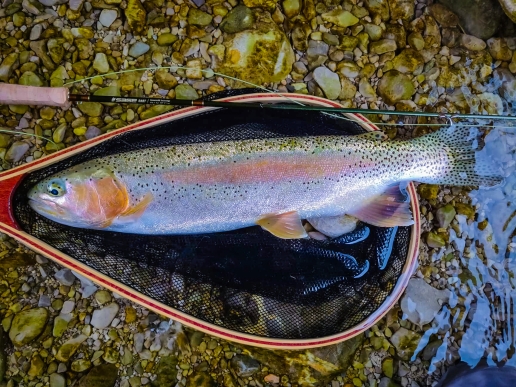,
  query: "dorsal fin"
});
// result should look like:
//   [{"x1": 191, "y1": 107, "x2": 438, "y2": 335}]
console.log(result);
[{"x1": 348, "y1": 184, "x2": 413, "y2": 227}]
